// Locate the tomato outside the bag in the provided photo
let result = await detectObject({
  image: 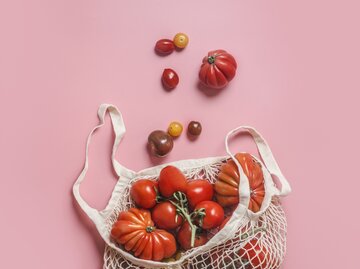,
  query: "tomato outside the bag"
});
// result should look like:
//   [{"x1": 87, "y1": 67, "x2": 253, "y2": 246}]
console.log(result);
[
  {"x1": 186, "y1": 180, "x2": 214, "y2": 208},
  {"x1": 214, "y1": 153, "x2": 265, "y2": 213},
  {"x1": 199, "y1": 50, "x2": 237, "y2": 89},
  {"x1": 130, "y1": 179, "x2": 158, "y2": 209},
  {"x1": 111, "y1": 208, "x2": 177, "y2": 261},
  {"x1": 158, "y1": 166, "x2": 187, "y2": 197}
]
